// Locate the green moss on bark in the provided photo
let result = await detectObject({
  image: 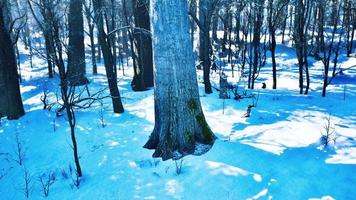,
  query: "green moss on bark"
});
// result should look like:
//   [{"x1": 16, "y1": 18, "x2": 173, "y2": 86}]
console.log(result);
[
  {"x1": 195, "y1": 112, "x2": 214, "y2": 144},
  {"x1": 187, "y1": 98, "x2": 198, "y2": 112},
  {"x1": 185, "y1": 131, "x2": 194, "y2": 145}
]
